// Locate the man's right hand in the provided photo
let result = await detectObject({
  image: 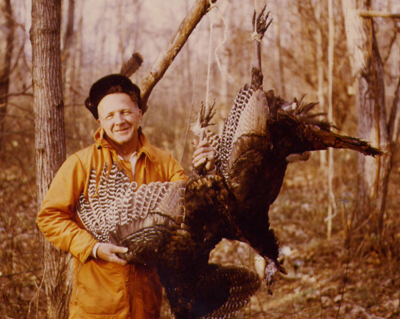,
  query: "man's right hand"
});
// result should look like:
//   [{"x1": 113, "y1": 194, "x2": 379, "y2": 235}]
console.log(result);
[{"x1": 96, "y1": 243, "x2": 128, "y2": 265}]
